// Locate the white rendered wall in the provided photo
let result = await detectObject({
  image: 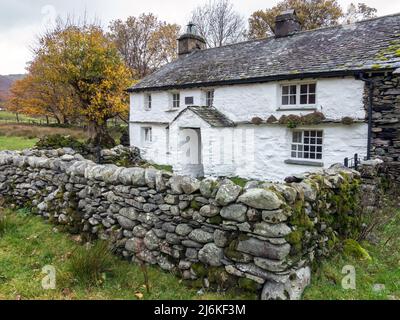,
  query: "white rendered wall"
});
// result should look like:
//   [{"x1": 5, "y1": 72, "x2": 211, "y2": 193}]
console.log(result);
[
  {"x1": 129, "y1": 123, "x2": 171, "y2": 165},
  {"x1": 130, "y1": 77, "x2": 366, "y2": 124}
]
